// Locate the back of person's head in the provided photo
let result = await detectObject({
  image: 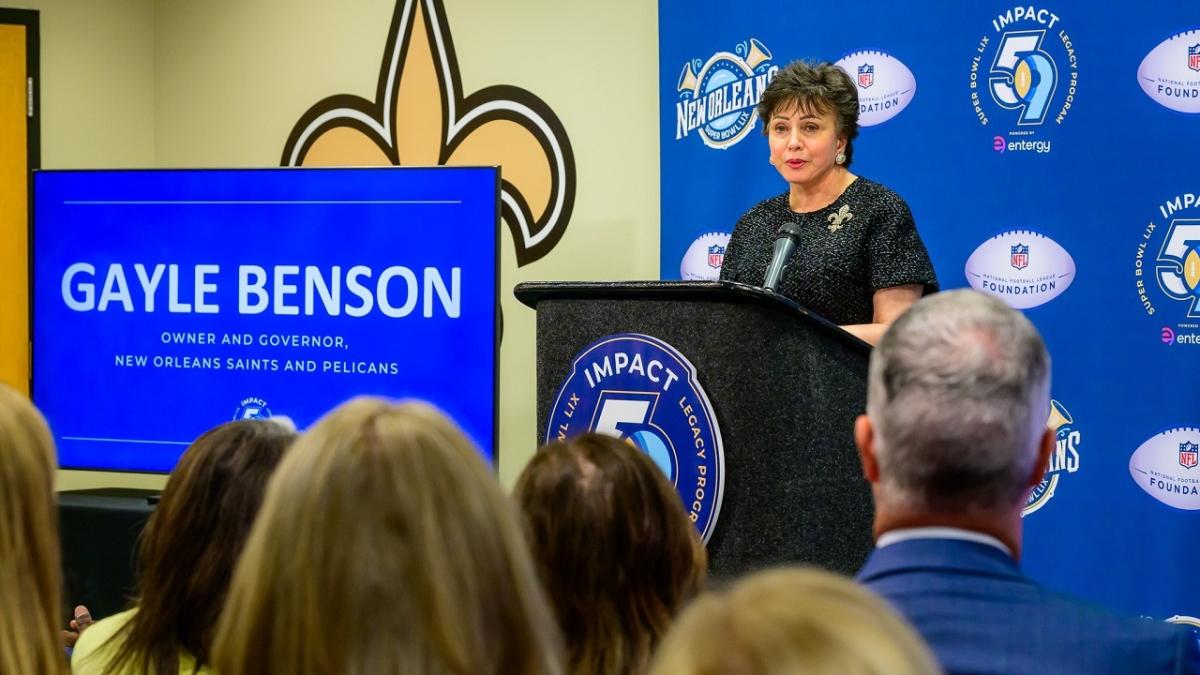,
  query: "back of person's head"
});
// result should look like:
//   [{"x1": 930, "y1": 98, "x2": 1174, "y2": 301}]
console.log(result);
[
  {"x1": 648, "y1": 567, "x2": 940, "y2": 675},
  {"x1": 514, "y1": 433, "x2": 706, "y2": 675},
  {"x1": 0, "y1": 385, "x2": 66, "y2": 675},
  {"x1": 212, "y1": 398, "x2": 564, "y2": 675},
  {"x1": 91, "y1": 418, "x2": 296, "y2": 674},
  {"x1": 867, "y1": 289, "x2": 1050, "y2": 512}
]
